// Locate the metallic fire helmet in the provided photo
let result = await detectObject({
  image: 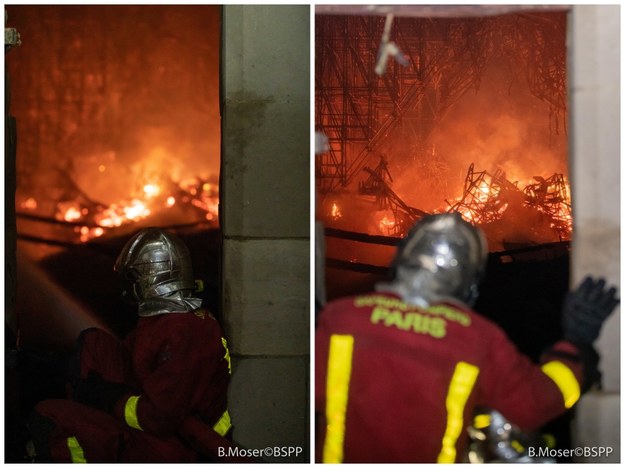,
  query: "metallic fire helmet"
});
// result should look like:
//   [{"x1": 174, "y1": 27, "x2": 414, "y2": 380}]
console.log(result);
[
  {"x1": 378, "y1": 213, "x2": 488, "y2": 308},
  {"x1": 114, "y1": 228, "x2": 196, "y2": 304}
]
